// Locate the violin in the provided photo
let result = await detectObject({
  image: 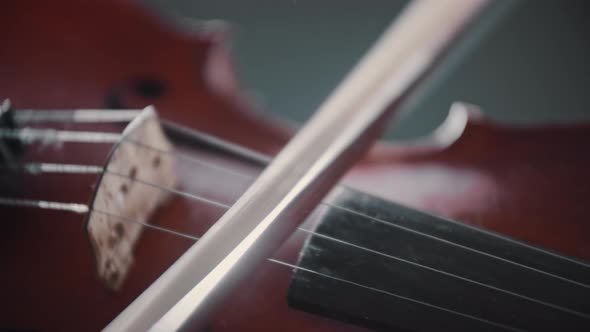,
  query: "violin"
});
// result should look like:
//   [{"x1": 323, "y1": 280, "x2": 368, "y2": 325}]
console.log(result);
[{"x1": 1, "y1": 0, "x2": 589, "y2": 331}]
